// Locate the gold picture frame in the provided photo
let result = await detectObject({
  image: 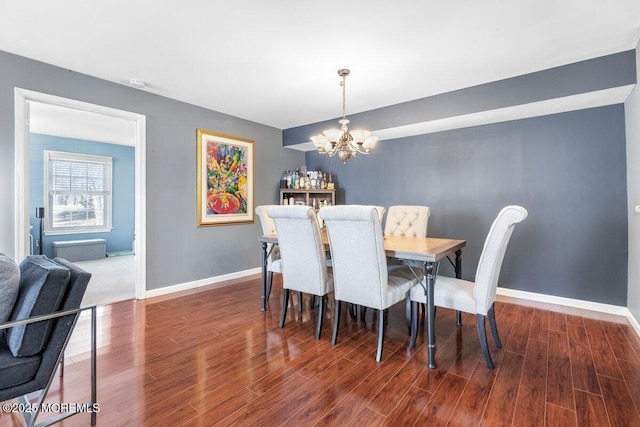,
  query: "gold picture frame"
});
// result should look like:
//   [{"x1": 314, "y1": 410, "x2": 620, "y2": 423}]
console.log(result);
[{"x1": 196, "y1": 129, "x2": 254, "y2": 226}]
